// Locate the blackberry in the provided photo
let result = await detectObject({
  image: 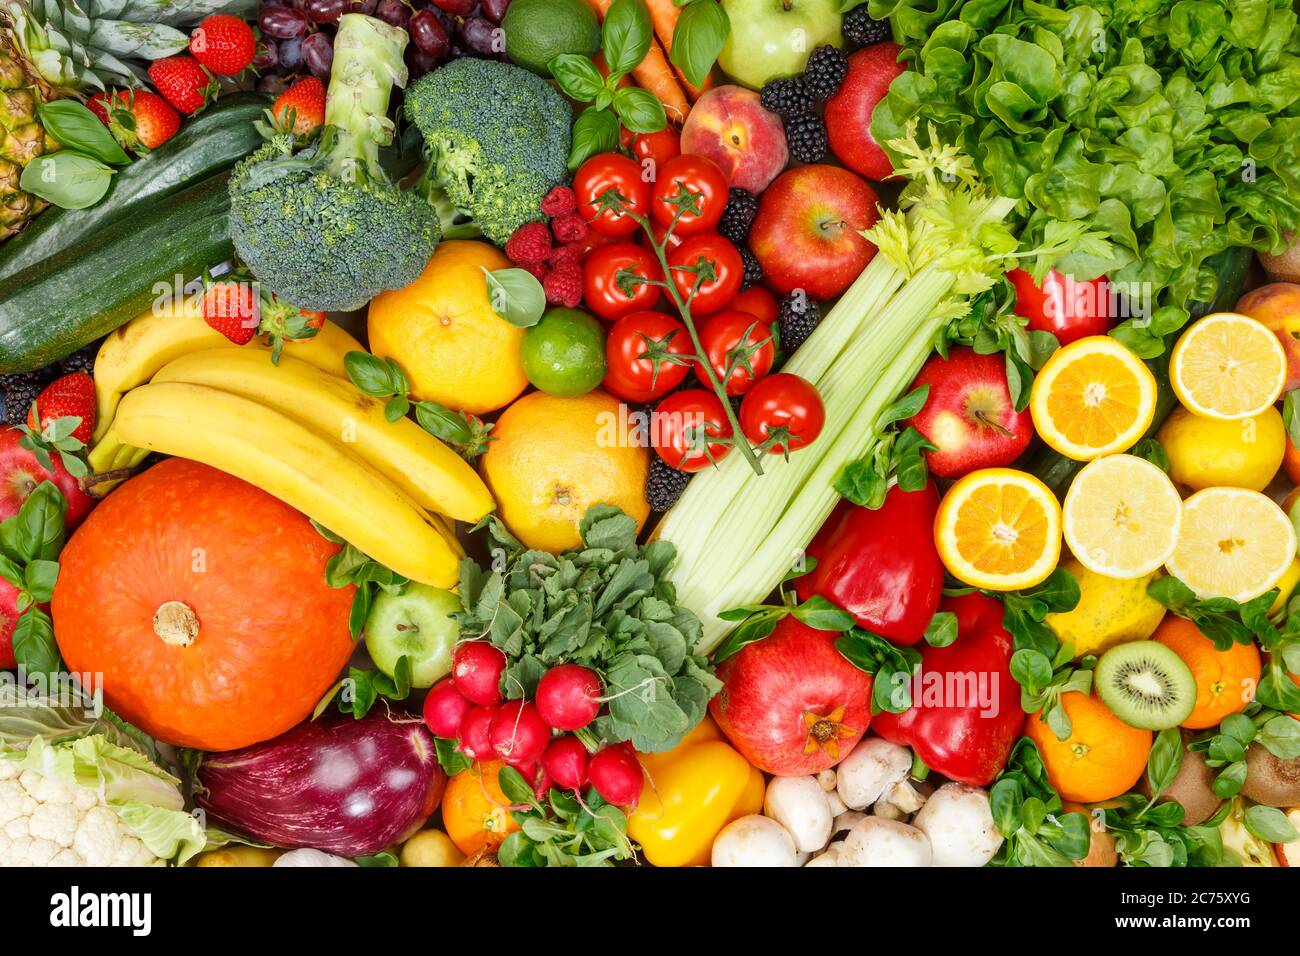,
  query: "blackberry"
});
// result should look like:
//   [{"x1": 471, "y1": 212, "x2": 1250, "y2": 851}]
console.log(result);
[
  {"x1": 786, "y1": 111, "x2": 829, "y2": 163},
  {"x1": 0, "y1": 370, "x2": 50, "y2": 427},
  {"x1": 718, "y1": 188, "x2": 759, "y2": 246},
  {"x1": 803, "y1": 45, "x2": 848, "y2": 99},
  {"x1": 778, "y1": 293, "x2": 822, "y2": 353},
  {"x1": 58, "y1": 341, "x2": 99, "y2": 376},
  {"x1": 759, "y1": 76, "x2": 813, "y2": 117},
  {"x1": 843, "y1": 7, "x2": 891, "y2": 47},
  {"x1": 740, "y1": 247, "x2": 764, "y2": 290},
  {"x1": 645, "y1": 455, "x2": 692, "y2": 511}
]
